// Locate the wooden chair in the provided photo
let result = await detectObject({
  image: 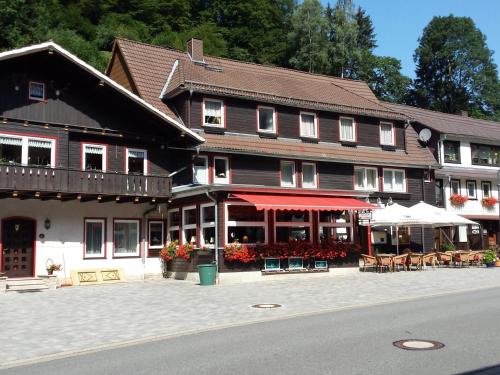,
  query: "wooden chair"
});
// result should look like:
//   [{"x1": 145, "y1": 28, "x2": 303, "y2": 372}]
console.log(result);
[
  {"x1": 408, "y1": 253, "x2": 423, "y2": 271},
  {"x1": 392, "y1": 254, "x2": 408, "y2": 272},
  {"x1": 376, "y1": 255, "x2": 393, "y2": 273},
  {"x1": 469, "y1": 251, "x2": 484, "y2": 267},
  {"x1": 360, "y1": 255, "x2": 377, "y2": 272},
  {"x1": 436, "y1": 252, "x2": 452, "y2": 267},
  {"x1": 422, "y1": 253, "x2": 436, "y2": 270},
  {"x1": 454, "y1": 251, "x2": 470, "y2": 268}
]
